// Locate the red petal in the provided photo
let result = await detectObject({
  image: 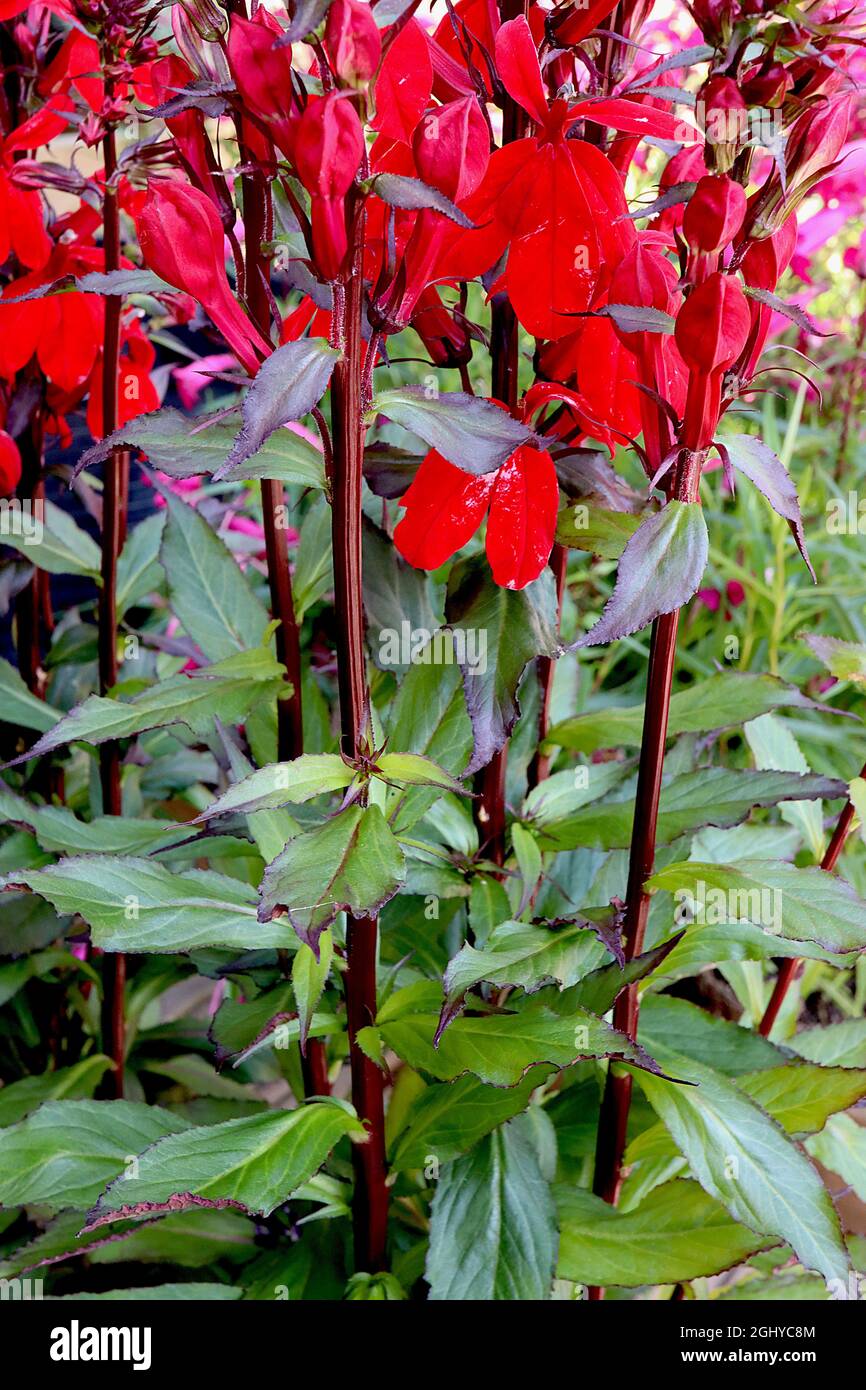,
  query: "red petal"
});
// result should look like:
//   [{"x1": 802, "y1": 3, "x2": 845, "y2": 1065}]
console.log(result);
[
  {"x1": 486, "y1": 445, "x2": 558, "y2": 589},
  {"x1": 506, "y1": 144, "x2": 599, "y2": 340},
  {"x1": 494, "y1": 16, "x2": 549, "y2": 126},
  {"x1": 575, "y1": 98, "x2": 699, "y2": 144},
  {"x1": 394, "y1": 449, "x2": 492, "y2": 570},
  {"x1": 371, "y1": 19, "x2": 432, "y2": 143}
]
